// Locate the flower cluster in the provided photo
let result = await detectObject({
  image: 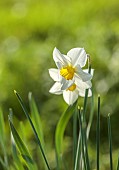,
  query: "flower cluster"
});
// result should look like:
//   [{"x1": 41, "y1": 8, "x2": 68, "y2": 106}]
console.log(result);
[{"x1": 49, "y1": 47, "x2": 93, "y2": 105}]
